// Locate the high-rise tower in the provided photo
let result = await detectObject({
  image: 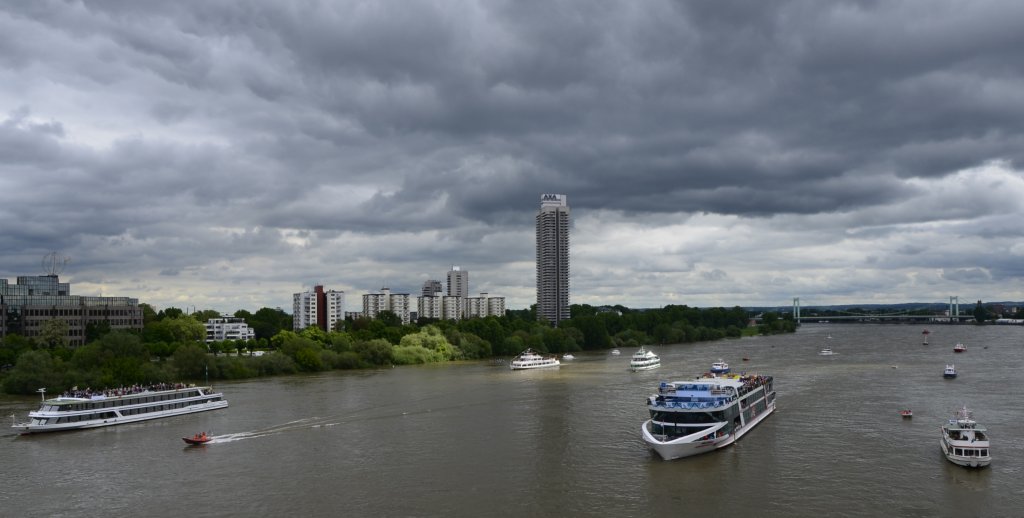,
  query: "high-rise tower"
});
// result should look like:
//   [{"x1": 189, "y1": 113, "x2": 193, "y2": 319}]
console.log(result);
[
  {"x1": 536, "y1": 193, "x2": 570, "y2": 326},
  {"x1": 447, "y1": 266, "x2": 469, "y2": 299}
]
